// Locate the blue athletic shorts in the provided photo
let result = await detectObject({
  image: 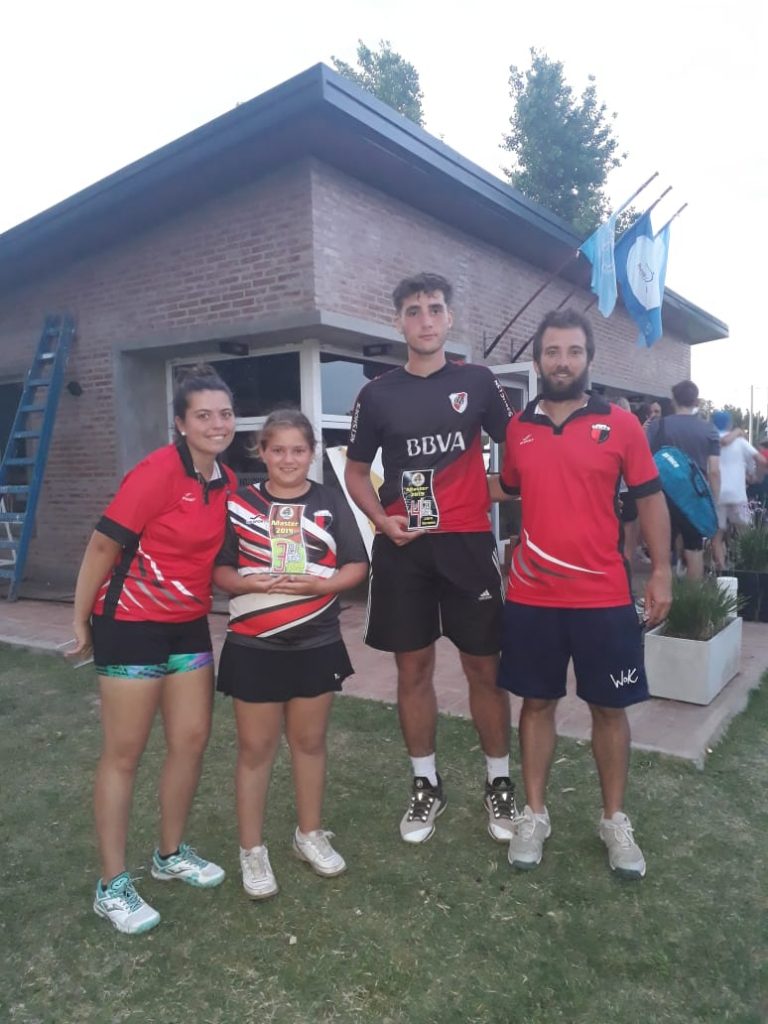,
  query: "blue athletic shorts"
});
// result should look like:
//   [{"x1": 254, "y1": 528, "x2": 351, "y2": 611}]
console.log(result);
[{"x1": 498, "y1": 602, "x2": 649, "y2": 709}]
